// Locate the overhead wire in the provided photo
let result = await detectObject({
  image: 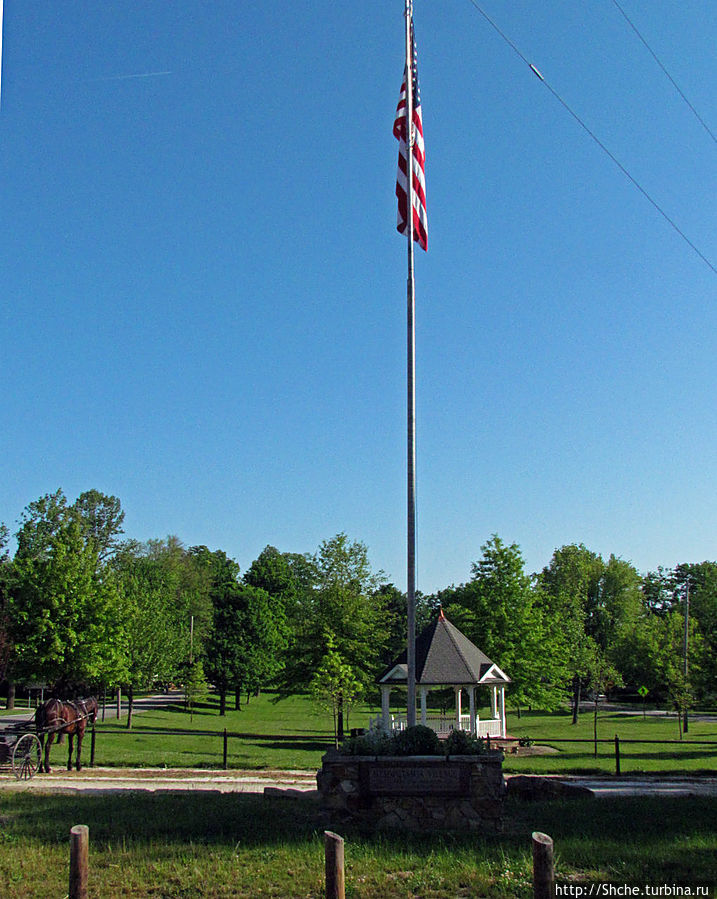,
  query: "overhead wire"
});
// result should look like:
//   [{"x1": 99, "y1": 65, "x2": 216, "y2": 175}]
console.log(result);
[
  {"x1": 609, "y1": 0, "x2": 717, "y2": 148},
  {"x1": 462, "y1": 0, "x2": 716, "y2": 277}
]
